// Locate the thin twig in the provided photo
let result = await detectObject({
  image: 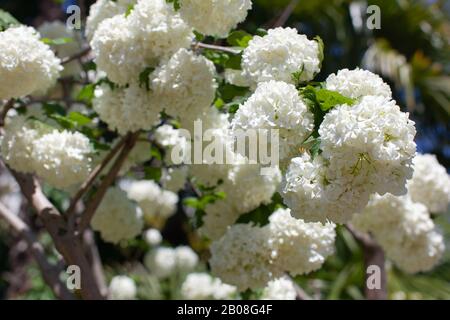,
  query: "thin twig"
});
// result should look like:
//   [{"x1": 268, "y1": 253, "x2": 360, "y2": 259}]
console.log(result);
[
  {"x1": 78, "y1": 132, "x2": 140, "y2": 233},
  {"x1": 61, "y1": 47, "x2": 91, "y2": 65},
  {"x1": 83, "y1": 229, "x2": 108, "y2": 298},
  {"x1": 0, "y1": 202, "x2": 74, "y2": 300},
  {"x1": 67, "y1": 135, "x2": 129, "y2": 231},
  {"x1": 273, "y1": 0, "x2": 300, "y2": 28},
  {"x1": 193, "y1": 42, "x2": 242, "y2": 55},
  {"x1": 0, "y1": 99, "x2": 15, "y2": 126}
]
